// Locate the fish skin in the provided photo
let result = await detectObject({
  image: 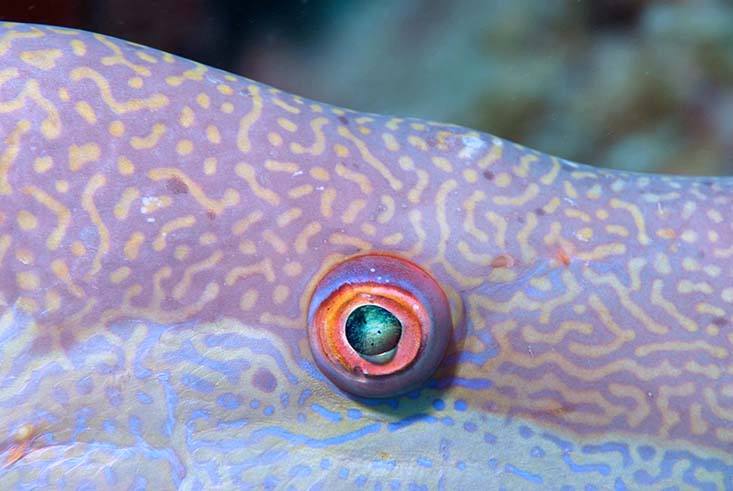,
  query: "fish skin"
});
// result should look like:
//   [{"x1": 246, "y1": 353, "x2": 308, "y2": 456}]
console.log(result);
[{"x1": 0, "y1": 23, "x2": 732, "y2": 490}]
